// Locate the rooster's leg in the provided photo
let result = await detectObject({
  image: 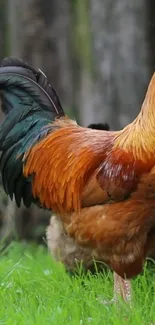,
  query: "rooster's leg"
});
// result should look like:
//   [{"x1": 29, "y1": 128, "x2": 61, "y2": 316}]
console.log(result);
[
  {"x1": 113, "y1": 272, "x2": 132, "y2": 303},
  {"x1": 98, "y1": 272, "x2": 132, "y2": 305}
]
